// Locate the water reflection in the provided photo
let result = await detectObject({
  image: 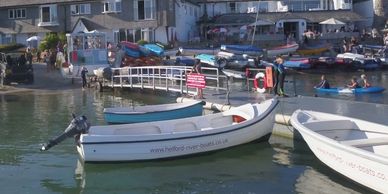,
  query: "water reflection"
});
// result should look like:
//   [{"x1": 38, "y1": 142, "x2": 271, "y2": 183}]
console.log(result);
[{"x1": 72, "y1": 142, "x2": 293, "y2": 194}]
